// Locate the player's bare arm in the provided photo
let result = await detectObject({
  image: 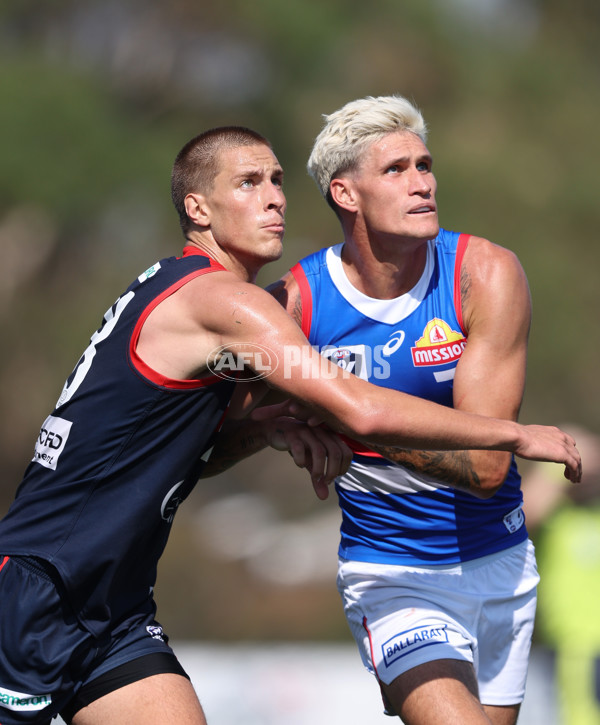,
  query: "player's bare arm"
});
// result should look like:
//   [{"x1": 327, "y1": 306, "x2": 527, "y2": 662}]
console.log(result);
[
  {"x1": 195, "y1": 271, "x2": 581, "y2": 479},
  {"x1": 136, "y1": 270, "x2": 351, "y2": 492},
  {"x1": 451, "y1": 235, "x2": 532, "y2": 490},
  {"x1": 201, "y1": 409, "x2": 353, "y2": 499},
  {"x1": 362, "y1": 236, "x2": 534, "y2": 497},
  {"x1": 267, "y1": 269, "x2": 483, "y2": 495},
  {"x1": 136, "y1": 264, "x2": 580, "y2": 479},
  {"x1": 266, "y1": 272, "x2": 486, "y2": 492},
  {"x1": 266, "y1": 251, "x2": 579, "y2": 490}
]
